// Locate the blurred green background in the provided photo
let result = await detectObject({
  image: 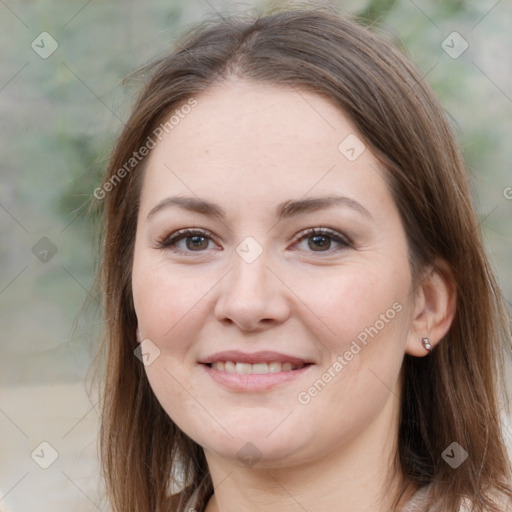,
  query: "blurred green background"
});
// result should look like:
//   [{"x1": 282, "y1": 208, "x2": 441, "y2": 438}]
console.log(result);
[
  {"x1": 1, "y1": 0, "x2": 511, "y2": 386},
  {"x1": 0, "y1": 1, "x2": 510, "y2": 510}
]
